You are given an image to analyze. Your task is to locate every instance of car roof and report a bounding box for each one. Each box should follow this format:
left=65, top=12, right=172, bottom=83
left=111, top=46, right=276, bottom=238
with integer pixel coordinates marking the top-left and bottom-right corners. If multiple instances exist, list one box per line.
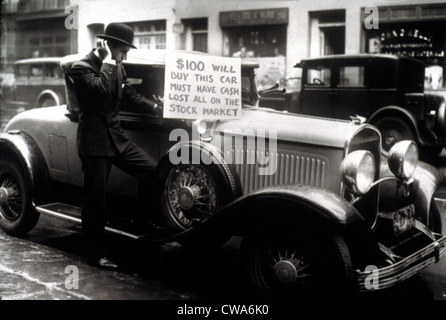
left=294, top=53, right=421, bottom=67
left=15, top=57, right=62, bottom=64
left=61, top=49, right=259, bottom=68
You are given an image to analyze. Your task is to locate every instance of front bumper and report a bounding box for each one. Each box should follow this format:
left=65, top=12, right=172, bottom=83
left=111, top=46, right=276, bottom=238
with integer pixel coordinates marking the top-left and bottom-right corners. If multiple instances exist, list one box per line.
left=355, top=224, right=446, bottom=292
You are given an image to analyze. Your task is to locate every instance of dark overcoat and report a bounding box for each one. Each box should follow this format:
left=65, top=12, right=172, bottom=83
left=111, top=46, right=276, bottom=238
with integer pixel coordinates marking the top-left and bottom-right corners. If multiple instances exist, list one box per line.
left=71, top=50, right=157, bottom=156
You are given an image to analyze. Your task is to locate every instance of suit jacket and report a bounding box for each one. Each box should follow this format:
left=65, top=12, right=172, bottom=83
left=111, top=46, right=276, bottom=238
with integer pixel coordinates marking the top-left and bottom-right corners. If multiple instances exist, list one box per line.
left=71, top=50, right=158, bottom=156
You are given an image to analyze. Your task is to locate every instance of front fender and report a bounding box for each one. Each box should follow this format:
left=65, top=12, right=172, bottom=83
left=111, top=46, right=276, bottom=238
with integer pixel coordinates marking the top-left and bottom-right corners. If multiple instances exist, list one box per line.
left=412, top=161, right=446, bottom=224
left=380, top=159, right=446, bottom=225
left=0, top=130, right=51, bottom=206
left=186, top=184, right=380, bottom=266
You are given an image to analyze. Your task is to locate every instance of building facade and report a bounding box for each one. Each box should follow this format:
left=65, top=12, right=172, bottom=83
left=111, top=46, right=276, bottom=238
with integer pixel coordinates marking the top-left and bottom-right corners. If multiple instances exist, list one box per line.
left=1, top=0, right=78, bottom=71
left=76, top=0, right=446, bottom=91
left=2, top=0, right=445, bottom=90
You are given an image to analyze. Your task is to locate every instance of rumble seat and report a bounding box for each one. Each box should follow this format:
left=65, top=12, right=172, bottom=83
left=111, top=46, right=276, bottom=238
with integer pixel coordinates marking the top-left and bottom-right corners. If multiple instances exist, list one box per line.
left=60, top=55, right=81, bottom=122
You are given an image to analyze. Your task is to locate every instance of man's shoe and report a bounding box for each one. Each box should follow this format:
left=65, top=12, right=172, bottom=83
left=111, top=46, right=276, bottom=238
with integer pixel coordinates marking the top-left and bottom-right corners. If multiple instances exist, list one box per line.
left=88, top=257, right=119, bottom=270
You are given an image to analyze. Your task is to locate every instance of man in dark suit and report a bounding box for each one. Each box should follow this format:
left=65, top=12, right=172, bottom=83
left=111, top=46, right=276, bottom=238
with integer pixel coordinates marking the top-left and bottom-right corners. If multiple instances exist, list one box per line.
left=71, top=23, right=162, bottom=269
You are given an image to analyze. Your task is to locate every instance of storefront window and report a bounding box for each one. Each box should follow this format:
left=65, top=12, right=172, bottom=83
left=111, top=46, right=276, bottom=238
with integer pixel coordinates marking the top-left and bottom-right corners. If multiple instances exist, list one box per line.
left=126, top=20, right=166, bottom=50
left=363, top=5, right=446, bottom=90
left=220, top=8, right=288, bottom=90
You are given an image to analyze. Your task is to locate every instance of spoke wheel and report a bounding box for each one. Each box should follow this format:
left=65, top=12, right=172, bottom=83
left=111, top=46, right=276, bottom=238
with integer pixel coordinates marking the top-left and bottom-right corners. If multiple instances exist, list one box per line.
left=241, top=231, right=353, bottom=299
left=0, top=160, right=38, bottom=234
left=0, top=172, right=23, bottom=221
left=164, top=164, right=219, bottom=230
left=159, top=143, right=241, bottom=248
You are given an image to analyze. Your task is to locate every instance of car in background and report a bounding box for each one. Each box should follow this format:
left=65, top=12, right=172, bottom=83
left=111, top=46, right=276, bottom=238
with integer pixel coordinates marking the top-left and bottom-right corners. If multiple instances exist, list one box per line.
left=1, top=57, right=65, bottom=110
left=282, top=54, right=446, bottom=157
left=0, top=50, right=445, bottom=298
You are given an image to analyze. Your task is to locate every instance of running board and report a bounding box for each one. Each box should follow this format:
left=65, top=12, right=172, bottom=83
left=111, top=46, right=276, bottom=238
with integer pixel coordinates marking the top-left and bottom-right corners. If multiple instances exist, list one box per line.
left=35, top=203, right=142, bottom=240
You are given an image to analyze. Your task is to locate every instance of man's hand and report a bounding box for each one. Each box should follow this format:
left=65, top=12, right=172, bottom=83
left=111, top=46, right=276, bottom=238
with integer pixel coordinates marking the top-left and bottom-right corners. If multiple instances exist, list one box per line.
left=97, top=40, right=115, bottom=65
left=96, top=39, right=111, bottom=59
left=152, top=95, right=164, bottom=116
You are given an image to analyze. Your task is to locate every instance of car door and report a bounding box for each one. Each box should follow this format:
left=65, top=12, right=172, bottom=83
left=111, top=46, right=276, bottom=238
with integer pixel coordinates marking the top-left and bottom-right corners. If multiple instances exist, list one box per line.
left=330, top=60, right=370, bottom=119
left=299, top=61, right=333, bottom=118
left=106, top=64, right=190, bottom=199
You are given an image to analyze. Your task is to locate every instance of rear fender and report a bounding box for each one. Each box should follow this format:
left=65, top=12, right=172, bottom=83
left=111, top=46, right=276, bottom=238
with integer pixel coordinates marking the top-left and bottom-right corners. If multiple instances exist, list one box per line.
left=368, top=106, right=426, bottom=145
left=0, top=131, right=51, bottom=206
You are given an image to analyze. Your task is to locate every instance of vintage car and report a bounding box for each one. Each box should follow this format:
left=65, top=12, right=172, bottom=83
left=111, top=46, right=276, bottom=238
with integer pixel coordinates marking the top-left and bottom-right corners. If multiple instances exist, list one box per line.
left=1, top=57, right=66, bottom=109
left=0, top=50, right=445, bottom=298
left=282, top=54, right=446, bottom=157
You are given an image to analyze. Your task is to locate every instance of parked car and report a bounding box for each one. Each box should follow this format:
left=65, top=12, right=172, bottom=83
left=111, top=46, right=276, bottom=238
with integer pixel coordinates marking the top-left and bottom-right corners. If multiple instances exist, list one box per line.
left=0, top=50, right=445, bottom=298
left=1, top=57, right=66, bottom=109
left=280, top=54, right=446, bottom=157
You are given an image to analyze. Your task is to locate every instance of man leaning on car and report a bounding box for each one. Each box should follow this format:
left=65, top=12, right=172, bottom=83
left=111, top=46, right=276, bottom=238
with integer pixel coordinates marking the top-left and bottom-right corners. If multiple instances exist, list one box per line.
left=70, top=23, right=162, bottom=269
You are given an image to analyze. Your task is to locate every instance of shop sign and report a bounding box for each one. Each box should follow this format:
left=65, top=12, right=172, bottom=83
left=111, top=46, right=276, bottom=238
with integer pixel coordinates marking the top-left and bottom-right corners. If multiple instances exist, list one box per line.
left=164, top=51, right=242, bottom=120
left=379, top=28, right=445, bottom=58
left=220, top=8, right=288, bottom=27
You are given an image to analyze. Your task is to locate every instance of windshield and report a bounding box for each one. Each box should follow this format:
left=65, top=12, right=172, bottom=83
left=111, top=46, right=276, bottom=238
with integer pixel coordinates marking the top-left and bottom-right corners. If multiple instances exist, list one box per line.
left=241, top=67, right=259, bottom=107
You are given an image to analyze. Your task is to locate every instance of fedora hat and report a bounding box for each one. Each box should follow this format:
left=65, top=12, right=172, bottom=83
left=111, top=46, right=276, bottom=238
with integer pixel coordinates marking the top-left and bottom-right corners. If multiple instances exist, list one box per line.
left=97, top=23, right=137, bottom=49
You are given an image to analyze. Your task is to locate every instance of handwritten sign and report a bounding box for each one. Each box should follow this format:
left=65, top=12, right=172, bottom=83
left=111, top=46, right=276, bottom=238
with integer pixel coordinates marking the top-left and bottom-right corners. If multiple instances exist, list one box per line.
left=164, top=51, right=242, bottom=120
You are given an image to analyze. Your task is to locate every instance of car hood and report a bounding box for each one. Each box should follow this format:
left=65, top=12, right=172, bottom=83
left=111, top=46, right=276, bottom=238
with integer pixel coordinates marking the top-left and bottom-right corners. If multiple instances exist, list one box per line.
left=214, top=107, right=372, bottom=149
left=5, top=106, right=370, bottom=150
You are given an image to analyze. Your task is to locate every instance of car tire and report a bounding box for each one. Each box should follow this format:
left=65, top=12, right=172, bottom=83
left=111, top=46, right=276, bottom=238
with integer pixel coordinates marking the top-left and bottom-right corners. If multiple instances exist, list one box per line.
left=159, top=143, right=242, bottom=247
left=0, top=159, right=39, bottom=235
left=374, top=117, right=415, bottom=154
left=240, top=230, right=354, bottom=299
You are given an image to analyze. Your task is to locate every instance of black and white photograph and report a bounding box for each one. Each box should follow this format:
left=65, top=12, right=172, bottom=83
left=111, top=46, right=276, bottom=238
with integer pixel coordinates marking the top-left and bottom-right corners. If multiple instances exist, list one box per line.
left=0, top=0, right=446, bottom=306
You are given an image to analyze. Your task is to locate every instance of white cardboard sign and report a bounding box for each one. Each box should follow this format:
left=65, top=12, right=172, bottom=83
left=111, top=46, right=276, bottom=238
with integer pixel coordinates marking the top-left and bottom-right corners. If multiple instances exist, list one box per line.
left=164, top=51, right=242, bottom=120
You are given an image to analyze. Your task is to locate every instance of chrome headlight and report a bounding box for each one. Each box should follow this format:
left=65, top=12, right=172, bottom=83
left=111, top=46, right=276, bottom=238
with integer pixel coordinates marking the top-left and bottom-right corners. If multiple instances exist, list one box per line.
left=341, top=150, right=376, bottom=195
left=388, top=140, right=418, bottom=179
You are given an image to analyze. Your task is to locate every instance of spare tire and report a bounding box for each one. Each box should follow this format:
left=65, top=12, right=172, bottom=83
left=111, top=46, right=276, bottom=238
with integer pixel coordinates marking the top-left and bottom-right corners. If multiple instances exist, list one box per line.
left=159, top=141, right=242, bottom=235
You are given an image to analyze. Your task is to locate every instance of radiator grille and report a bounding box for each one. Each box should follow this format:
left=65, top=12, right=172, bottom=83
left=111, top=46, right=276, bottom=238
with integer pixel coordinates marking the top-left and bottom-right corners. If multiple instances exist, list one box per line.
left=227, top=149, right=329, bottom=194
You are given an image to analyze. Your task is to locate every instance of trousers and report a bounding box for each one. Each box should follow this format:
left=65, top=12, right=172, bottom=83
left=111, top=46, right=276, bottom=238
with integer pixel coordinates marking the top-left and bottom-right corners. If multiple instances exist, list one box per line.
left=79, top=141, right=157, bottom=260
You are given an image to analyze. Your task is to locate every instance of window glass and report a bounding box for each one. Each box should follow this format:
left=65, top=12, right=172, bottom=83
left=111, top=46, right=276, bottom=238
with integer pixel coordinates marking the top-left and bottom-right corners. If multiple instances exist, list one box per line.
left=127, top=20, right=166, bottom=50
left=30, top=64, right=44, bottom=78
left=15, top=64, right=30, bottom=78
left=339, top=66, right=365, bottom=87
left=43, top=63, right=63, bottom=79
left=305, top=67, right=331, bottom=87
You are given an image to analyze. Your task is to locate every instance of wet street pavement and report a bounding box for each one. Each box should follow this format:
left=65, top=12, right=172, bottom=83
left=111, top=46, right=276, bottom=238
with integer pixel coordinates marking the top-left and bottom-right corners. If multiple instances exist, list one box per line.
left=0, top=200, right=445, bottom=300
left=0, top=215, right=201, bottom=300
